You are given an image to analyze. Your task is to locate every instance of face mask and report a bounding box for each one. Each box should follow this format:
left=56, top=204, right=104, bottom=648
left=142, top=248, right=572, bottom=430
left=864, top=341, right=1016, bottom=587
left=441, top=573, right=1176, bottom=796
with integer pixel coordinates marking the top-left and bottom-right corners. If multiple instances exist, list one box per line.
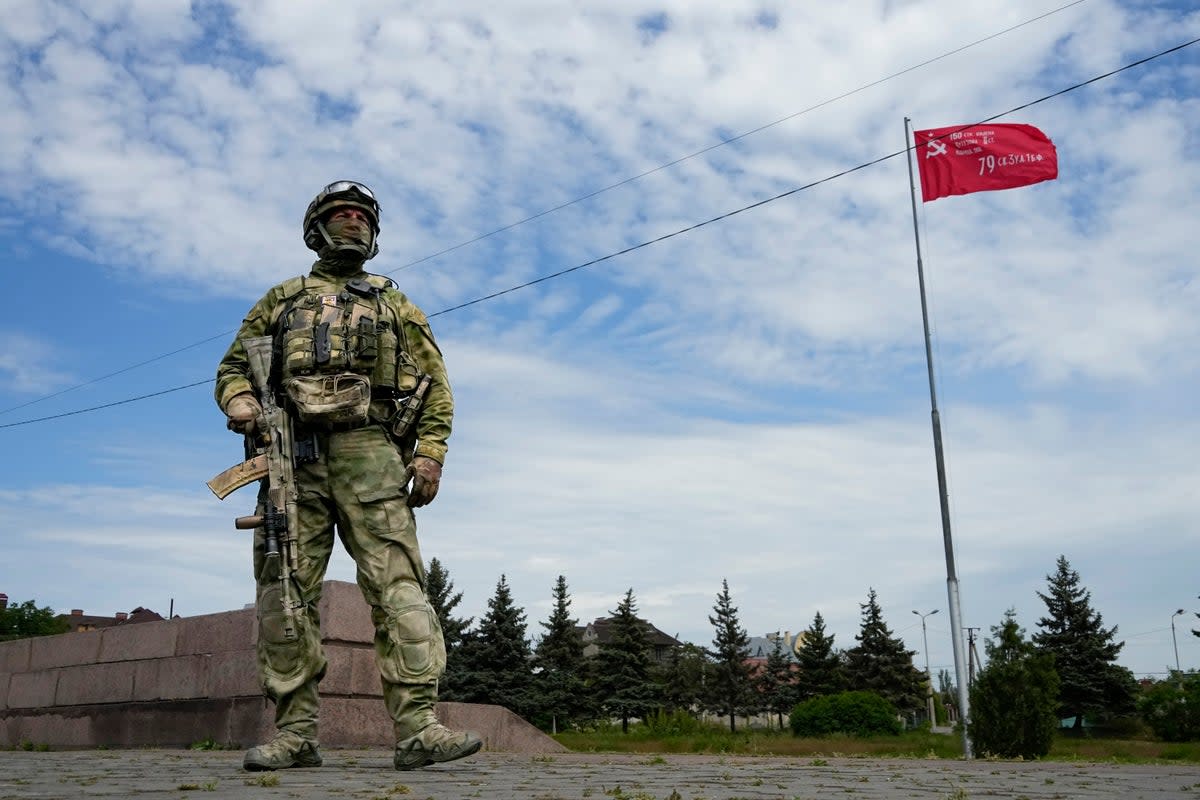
left=324, top=217, right=373, bottom=250
left=317, top=217, right=375, bottom=273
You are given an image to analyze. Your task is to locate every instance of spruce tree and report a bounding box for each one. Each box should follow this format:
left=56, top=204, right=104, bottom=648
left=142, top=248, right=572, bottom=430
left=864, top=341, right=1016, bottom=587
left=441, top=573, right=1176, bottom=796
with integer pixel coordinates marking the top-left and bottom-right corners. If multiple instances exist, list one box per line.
left=969, top=610, right=1059, bottom=758
left=426, top=557, right=474, bottom=701
left=658, top=642, right=710, bottom=716
left=594, top=588, right=658, bottom=733
left=753, top=633, right=798, bottom=730
left=532, top=575, right=590, bottom=732
left=794, top=610, right=846, bottom=700
left=707, top=579, right=753, bottom=732
left=843, top=588, right=925, bottom=714
left=452, top=574, right=535, bottom=718
left=425, top=557, right=472, bottom=650
left=1032, top=555, right=1138, bottom=728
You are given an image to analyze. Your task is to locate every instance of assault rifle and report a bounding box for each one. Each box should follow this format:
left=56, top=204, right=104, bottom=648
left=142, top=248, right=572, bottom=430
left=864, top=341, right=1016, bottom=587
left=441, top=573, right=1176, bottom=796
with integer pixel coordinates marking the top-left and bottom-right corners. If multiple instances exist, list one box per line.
left=206, top=335, right=302, bottom=641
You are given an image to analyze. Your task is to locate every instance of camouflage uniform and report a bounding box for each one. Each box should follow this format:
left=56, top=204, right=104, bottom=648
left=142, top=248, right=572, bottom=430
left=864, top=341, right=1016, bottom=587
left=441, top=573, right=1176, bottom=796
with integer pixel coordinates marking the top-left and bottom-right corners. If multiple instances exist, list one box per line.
left=216, top=184, right=479, bottom=772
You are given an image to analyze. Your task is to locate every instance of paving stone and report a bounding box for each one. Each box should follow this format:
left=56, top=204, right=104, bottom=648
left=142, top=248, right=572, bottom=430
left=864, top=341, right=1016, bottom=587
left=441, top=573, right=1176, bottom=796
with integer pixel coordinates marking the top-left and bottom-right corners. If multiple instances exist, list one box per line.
left=0, top=750, right=1196, bottom=800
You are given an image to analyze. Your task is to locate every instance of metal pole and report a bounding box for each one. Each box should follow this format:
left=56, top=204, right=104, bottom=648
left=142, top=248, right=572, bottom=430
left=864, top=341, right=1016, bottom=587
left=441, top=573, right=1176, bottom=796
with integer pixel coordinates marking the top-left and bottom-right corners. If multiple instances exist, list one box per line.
left=1172, top=609, right=1185, bottom=673
left=913, top=609, right=939, bottom=726
left=904, top=117, right=972, bottom=758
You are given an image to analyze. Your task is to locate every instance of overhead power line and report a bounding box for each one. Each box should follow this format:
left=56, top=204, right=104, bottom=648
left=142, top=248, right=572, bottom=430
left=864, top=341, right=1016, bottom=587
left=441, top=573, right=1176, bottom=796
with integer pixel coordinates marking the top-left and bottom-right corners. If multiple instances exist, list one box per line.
left=0, top=0, right=1091, bottom=418
left=382, top=0, right=1091, bottom=277
left=2, top=35, right=1196, bottom=431
left=0, top=379, right=216, bottom=428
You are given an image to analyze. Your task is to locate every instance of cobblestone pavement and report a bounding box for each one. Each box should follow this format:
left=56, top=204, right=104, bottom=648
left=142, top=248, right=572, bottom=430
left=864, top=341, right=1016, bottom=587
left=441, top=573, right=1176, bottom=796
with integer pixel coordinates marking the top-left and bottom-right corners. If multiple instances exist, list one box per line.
left=1, top=750, right=1199, bottom=800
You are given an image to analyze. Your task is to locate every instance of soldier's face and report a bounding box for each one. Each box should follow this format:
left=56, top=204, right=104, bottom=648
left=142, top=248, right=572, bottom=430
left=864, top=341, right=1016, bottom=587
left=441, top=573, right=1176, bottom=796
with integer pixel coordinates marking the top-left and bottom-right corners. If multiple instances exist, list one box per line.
left=328, top=207, right=370, bottom=228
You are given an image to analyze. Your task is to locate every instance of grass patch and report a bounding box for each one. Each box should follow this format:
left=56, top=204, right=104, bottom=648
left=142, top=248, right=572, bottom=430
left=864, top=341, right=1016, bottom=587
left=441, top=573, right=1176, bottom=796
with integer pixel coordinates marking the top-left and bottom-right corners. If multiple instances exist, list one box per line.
left=553, top=723, right=1200, bottom=763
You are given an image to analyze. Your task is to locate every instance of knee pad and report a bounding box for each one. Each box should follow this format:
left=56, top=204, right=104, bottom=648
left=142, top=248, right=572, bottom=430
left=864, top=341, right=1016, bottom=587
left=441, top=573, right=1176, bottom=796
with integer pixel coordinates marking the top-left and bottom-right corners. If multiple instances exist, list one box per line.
left=257, top=581, right=325, bottom=698
left=376, top=581, right=446, bottom=684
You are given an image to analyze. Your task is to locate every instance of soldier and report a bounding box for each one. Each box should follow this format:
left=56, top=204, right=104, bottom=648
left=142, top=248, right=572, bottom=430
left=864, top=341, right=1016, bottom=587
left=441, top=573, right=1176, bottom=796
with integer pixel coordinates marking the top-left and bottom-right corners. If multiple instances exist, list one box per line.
left=215, top=180, right=481, bottom=771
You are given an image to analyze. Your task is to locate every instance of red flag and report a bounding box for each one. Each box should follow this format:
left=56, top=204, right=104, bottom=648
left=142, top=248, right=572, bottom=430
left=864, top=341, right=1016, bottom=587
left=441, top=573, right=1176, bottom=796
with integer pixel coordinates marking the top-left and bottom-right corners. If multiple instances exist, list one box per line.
left=914, top=123, right=1057, bottom=202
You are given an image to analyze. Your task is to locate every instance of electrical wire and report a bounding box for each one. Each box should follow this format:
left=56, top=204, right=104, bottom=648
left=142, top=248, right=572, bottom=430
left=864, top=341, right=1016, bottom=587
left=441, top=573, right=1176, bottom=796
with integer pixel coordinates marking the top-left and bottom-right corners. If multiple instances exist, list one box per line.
left=0, top=0, right=1092, bottom=418
left=381, top=0, right=1092, bottom=277
left=1, top=35, right=1196, bottom=431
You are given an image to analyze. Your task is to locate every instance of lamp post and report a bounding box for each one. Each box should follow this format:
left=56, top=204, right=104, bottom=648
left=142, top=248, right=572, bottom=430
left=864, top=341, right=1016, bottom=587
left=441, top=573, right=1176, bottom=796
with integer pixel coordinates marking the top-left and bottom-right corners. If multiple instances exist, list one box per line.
left=913, top=609, right=939, bottom=726
left=1172, top=609, right=1185, bottom=673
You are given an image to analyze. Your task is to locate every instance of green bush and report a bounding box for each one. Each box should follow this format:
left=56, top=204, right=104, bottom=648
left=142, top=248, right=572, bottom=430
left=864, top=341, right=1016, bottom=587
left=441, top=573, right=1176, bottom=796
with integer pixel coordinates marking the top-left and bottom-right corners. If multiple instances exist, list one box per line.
left=968, top=652, right=1059, bottom=759
left=789, top=691, right=902, bottom=737
left=641, top=709, right=709, bottom=736
left=1138, top=672, right=1200, bottom=742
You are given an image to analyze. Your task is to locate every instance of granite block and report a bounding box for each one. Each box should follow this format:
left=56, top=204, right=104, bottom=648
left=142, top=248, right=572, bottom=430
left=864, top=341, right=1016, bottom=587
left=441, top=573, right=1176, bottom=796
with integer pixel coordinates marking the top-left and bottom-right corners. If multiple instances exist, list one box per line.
left=99, top=619, right=178, bottom=663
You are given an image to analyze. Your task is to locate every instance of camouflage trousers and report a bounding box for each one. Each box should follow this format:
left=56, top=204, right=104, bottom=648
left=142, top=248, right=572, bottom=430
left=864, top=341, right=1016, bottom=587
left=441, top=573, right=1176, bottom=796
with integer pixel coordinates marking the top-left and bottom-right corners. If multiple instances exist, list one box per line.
left=253, top=424, right=447, bottom=743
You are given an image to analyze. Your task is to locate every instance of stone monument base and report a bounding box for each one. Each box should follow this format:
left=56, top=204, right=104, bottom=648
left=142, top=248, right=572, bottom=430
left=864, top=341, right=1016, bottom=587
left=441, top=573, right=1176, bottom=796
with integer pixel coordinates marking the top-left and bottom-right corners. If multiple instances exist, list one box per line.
left=0, top=581, right=564, bottom=754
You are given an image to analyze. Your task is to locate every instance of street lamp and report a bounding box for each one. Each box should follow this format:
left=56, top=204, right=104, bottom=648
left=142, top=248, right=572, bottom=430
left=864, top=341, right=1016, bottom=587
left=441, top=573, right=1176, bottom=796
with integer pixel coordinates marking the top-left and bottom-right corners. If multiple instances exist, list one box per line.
left=913, top=609, right=939, bottom=725
left=1171, top=609, right=1185, bottom=673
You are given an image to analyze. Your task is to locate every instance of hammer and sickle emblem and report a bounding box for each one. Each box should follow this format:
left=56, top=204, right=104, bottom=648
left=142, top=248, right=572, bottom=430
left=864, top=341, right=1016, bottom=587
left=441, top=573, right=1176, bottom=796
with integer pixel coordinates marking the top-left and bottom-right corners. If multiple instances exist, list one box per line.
left=925, top=139, right=947, bottom=158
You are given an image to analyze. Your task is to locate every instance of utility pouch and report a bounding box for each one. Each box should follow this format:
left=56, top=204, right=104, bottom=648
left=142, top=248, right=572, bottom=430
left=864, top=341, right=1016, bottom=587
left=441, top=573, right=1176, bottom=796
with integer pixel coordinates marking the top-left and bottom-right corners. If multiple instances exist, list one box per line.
left=284, top=374, right=371, bottom=429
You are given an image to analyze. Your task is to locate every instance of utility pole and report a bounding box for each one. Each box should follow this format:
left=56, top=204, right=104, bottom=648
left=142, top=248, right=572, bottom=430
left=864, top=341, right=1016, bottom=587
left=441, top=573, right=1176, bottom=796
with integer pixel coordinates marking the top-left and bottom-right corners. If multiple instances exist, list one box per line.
left=913, top=609, right=939, bottom=726
left=1172, top=609, right=1186, bottom=673
left=965, top=627, right=980, bottom=685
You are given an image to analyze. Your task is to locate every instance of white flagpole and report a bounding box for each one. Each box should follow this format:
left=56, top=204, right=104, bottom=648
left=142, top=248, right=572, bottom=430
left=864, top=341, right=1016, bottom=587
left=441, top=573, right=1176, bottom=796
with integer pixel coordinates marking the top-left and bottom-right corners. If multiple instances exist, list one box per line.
left=903, top=117, right=973, bottom=759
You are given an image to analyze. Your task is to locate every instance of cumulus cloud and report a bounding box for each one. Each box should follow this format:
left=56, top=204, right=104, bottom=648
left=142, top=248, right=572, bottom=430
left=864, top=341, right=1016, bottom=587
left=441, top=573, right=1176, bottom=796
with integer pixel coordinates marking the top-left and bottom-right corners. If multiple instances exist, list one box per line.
left=1, top=0, right=1197, bottom=678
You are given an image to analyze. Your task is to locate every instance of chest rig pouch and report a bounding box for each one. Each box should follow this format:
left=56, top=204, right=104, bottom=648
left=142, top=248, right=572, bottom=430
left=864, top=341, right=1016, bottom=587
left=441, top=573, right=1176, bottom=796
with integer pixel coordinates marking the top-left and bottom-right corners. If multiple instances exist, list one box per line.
left=275, top=277, right=400, bottom=430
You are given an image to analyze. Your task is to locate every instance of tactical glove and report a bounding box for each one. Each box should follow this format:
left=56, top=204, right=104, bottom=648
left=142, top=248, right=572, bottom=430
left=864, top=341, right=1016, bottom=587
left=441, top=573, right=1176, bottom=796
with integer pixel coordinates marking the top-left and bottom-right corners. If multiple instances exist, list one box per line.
left=225, top=392, right=263, bottom=435
left=407, top=456, right=442, bottom=508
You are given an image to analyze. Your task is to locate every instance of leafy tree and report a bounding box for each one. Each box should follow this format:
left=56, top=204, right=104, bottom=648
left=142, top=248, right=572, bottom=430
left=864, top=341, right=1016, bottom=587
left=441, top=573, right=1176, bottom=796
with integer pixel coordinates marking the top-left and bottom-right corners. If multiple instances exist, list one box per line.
left=707, top=579, right=753, bottom=732
left=658, top=642, right=710, bottom=716
left=753, top=633, right=798, bottom=730
left=843, top=588, right=925, bottom=714
left=1032, top=555, right=1138, bottom=728
left=593, top=588, right=659, bottom=733
left=936, top=669, right=957, bottom=725
left=449, top=574, right=535, bottom=718
left=1138, top=671, right=1200, bottom=742
left=0, top=598, right=69, bottom=641
left=531, top=575, right=590, bottom=732
left=794, top=611, right=846, bottom=701
left=969, top=609, right=1060, bottom=759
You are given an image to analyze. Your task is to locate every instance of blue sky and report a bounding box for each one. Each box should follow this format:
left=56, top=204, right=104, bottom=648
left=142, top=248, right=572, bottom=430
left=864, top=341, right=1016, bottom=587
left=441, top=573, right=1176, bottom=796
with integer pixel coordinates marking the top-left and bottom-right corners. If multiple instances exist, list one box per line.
left=1, top=0, right=1198, bottom=683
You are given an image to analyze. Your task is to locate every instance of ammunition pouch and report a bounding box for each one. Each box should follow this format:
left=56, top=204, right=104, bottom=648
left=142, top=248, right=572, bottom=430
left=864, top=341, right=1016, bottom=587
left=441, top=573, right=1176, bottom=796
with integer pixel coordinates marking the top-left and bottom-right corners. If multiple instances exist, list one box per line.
left=284, top=373, right=371, bottom=430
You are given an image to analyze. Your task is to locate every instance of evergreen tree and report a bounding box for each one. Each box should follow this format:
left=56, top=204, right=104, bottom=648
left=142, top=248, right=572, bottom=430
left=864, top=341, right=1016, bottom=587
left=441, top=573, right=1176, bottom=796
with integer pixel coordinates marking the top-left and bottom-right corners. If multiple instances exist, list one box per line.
left=843, top=588, right=925, bottom=714
left=707, top=579, right=753, bottom=732
left=1032, top=555, right=1138, bottom=728
left=594, top=588, right=658, bottom=733
left=0, top=598, right=69, bottom=641
left=658, top=641, right=710, bottom=716
left=969, top=610, right=1059, bottom=759
left=426, top=557, right=472, bottom=650
left=532, top=575, right=590, bottom=732
left=794, top=611, right=846, bottom=700
left=425, top=557, right=473, bottom=699
left=451, top=574, right=535, bottom=718
left=753, top=633, right=798, bottom=730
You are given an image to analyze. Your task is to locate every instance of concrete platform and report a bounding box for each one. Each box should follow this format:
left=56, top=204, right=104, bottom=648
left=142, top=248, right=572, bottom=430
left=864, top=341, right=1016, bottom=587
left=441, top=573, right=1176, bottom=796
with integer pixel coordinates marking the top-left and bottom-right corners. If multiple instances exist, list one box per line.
left=0, top=750, right=1197, bottom=799
left=0, top=580, right=562, bottom=754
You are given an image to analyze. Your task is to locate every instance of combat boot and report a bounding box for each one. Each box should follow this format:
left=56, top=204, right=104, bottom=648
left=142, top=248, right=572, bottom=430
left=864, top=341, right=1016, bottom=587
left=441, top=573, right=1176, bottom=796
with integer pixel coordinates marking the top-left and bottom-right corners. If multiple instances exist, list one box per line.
left=243, top=730, right=323, bottom=771
left=393, top=722, right=482, bottom=771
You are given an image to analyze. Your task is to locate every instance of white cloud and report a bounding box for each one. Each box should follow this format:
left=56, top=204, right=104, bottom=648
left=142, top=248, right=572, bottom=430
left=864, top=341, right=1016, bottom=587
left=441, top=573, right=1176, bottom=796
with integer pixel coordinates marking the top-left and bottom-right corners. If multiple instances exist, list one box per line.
left=1, top=0, right=1197, bottom=682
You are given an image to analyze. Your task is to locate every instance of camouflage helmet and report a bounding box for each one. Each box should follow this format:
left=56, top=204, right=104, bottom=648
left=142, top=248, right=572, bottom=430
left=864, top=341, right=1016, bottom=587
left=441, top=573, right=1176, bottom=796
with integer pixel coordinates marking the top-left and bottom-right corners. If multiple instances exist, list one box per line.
left=303, top=180, right=381, bottom=260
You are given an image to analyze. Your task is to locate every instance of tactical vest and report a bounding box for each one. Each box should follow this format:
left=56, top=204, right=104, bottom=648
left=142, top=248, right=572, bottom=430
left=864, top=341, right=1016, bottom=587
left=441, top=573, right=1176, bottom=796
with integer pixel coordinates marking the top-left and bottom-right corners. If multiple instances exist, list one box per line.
left=268, top=274, right=423, bottom=427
